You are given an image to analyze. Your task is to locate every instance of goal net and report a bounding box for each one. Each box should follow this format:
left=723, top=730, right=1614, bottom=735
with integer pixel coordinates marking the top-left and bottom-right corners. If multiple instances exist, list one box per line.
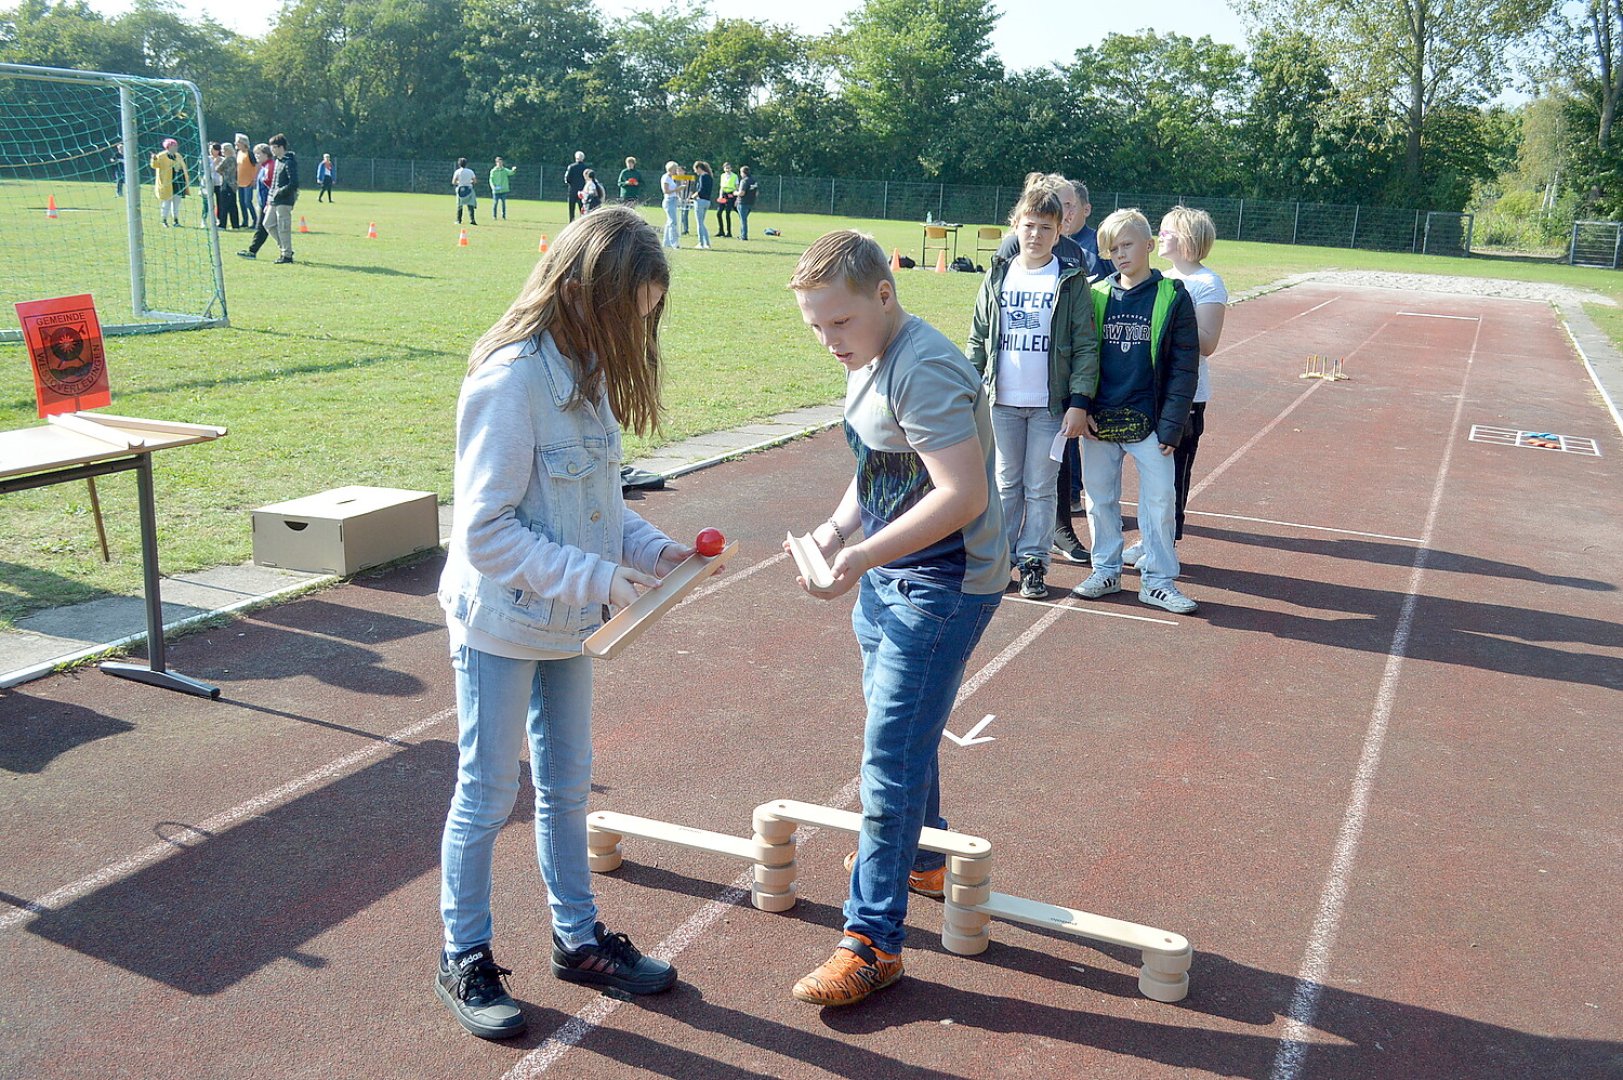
left=0, top=62, right=228, bottom=342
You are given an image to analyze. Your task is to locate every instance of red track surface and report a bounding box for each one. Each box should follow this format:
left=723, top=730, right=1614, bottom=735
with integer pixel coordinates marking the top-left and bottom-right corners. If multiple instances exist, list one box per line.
left=2, top=285, right=1619, bottom=1079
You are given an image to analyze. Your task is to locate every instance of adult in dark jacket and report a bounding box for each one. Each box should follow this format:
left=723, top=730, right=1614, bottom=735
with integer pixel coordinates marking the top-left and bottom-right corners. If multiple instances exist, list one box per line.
left=564, top=151, right=588, bottom=221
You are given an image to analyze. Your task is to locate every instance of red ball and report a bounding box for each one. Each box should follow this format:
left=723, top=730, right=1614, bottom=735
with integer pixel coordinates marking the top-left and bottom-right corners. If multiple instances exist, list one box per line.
left=695, top=528, right=725, bottom=557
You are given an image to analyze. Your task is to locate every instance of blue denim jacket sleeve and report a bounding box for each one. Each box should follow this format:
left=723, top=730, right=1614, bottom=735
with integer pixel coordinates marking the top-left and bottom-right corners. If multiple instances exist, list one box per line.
left=453, top=360, right=619, bottom=607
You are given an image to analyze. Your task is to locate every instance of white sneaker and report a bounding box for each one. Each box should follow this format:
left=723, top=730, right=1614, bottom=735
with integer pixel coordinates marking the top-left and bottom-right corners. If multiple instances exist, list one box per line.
left=1123, top=543, right=1144, bottom=569
left=1138, top=584, right=1196, bottom=614
left=1072, top=571, right=1121, bottom=599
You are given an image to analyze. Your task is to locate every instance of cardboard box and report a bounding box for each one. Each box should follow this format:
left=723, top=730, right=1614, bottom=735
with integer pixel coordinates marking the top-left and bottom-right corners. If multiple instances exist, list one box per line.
left=252, top=486, right=439, bottom=575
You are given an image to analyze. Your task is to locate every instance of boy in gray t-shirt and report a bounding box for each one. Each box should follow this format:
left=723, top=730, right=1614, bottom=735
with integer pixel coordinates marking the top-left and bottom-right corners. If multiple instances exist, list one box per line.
left=785, top=230, right=1006, bottom=1008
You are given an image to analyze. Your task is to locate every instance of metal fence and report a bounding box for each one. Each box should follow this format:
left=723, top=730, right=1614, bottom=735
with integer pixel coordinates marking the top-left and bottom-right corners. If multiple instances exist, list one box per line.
left=327, top=158, right=1476, bottom=257
left=1569, top=220, right=1623, bottom=268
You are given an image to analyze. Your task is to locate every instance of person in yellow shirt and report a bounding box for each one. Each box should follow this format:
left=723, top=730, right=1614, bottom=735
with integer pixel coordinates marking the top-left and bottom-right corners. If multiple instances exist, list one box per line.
left=150, top=138, right=189, bottom=227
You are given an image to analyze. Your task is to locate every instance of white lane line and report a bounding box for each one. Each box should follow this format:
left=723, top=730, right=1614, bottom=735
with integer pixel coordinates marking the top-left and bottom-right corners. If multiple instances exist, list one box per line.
left=1210, top=297, right=1339, bottom=359
left=0, top=707, right=456, bottom=933
left=510, top=592, right=1067, bottom=1076
left=1396, top=311, right=1479, bottom=321
left=1190, top=314, right=1398, bottom=504
left=677, top=550, right=789, bottom=608
left=1001, top=594, right=1179, bottom=625
left=1268, top=315, right=1481, bottom=1079
left=1181, top=510, right=1422, bottom=545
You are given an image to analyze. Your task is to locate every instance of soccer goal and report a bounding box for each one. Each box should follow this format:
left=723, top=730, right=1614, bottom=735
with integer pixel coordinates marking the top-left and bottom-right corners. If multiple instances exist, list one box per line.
left=0, top=62, right=228, bottom=342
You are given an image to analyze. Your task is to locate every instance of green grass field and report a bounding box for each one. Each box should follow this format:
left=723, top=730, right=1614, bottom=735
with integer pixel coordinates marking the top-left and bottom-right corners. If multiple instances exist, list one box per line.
left=4, top=185, right=1621, bottom=627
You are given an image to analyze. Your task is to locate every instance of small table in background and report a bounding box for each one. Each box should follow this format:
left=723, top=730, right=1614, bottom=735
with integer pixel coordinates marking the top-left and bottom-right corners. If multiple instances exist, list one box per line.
left=0, top=412, right=227, bottom=698
left=921, top=221, right=962, bottom=264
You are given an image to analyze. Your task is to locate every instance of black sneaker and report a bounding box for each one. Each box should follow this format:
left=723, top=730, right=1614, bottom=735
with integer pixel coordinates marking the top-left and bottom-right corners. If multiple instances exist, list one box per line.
left=552, top=922, right=676, bottom=996
left=1051, top=526, right=1089, bottom=564
left=435, top=945, right=526, bottom=1040
left=236, top=250, right=255, bottom=259
left=1018, top=558, right=1048, bottom=599
left=273, top=255, right=294, bottom=264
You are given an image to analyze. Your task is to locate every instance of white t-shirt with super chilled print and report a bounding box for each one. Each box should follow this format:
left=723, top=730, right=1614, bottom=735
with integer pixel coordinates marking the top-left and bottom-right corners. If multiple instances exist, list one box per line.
left=1165, top=264, right=1228, bottom=403
left=995, top=256, right=1059, bottom=408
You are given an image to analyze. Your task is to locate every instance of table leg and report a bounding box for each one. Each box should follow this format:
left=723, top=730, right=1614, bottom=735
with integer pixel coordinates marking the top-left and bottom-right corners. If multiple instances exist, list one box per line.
left=100, top=454, right=220, bottom=699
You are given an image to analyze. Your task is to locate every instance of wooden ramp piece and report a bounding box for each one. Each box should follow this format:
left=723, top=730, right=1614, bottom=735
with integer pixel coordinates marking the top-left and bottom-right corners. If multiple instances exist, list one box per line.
left=785, top=531, right=834, bottom=590
left=582, top=540, right=738, bottom=660
left=587, top=810, right=790, bottom=866
left=976, top=891, right=1192, bottom=1002
left=757, top=799, right=991, bottom=860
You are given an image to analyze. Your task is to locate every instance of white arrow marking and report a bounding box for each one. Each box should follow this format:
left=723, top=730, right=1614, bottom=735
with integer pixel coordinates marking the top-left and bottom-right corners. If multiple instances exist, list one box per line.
left=943, top=713, right=996, bottom=747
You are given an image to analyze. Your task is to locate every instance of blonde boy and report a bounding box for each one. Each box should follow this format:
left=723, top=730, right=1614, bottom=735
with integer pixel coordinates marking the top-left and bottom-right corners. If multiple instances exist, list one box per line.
left=785, top=231, right=1005, bottom=1007
left=1074, top=209, right=1200, bottom=614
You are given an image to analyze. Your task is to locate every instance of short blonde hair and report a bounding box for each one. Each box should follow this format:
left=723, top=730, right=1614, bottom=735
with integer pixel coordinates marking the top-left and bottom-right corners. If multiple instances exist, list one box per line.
left=1097, top=208, right=1151, bottom=253
left=1159, top=206, right=1216, bottom=262
left=788, top=230, right=895, bottom=294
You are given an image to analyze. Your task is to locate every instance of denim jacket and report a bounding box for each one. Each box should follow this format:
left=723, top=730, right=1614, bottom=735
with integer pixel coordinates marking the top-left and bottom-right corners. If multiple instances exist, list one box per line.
left=438, top=331, right=676, bottom=651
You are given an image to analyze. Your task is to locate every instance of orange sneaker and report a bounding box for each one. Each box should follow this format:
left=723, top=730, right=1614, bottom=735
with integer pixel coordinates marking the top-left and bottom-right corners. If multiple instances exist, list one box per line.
left=792, top=932, right=903, bottom=1006
left=842, top=851, right=946, bottom=899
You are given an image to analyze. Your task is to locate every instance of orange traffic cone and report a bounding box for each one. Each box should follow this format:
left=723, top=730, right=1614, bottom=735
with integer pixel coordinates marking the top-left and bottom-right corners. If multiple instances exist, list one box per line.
left=298, top=215, right=310, bottom=233
left=365, top=221, right=378, bottom=239
left=45, top=194, right=59, bottom=219
left=890, top=248, right=901, bottom=271
left=934, top=249, right=947, bottom=273
left=458, top=228, right=469, bottom=247
left=538, top=233, right=550, bottom=253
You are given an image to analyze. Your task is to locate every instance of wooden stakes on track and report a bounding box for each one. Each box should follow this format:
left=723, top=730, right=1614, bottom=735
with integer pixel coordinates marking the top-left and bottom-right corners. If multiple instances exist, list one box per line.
left=1300, top=354, right=1347, bottom=381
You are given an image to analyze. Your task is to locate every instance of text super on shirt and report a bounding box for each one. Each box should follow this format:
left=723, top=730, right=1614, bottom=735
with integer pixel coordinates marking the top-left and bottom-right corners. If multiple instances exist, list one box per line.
left=843, top=315, right=1008, bottom=596
left=995, top=256, right=1059, bottom=408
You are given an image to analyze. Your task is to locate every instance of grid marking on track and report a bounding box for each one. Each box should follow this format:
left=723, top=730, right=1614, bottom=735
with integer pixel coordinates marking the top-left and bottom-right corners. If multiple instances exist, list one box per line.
left=1468, top=425, right=1602, bottom=456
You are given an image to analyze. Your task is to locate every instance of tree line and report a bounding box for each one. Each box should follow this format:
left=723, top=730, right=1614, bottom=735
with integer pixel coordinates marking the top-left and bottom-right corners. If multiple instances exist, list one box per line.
left=1, top=0, right=1614, bottom=219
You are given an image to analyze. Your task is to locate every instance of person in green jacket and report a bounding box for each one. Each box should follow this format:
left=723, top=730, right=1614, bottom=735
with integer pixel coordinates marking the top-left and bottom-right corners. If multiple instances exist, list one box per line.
left=966, top=180, right=1099, bottom=599
left=488, top=157, right=516, bottom=219
left=617, top=156, right=643, bottom=205
left=1072, top=208, right=1201, bottom=614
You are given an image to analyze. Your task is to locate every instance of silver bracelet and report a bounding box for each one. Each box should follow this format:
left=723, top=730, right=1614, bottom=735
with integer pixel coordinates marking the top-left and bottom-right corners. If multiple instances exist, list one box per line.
left=827, top=518, right=848, bottom=548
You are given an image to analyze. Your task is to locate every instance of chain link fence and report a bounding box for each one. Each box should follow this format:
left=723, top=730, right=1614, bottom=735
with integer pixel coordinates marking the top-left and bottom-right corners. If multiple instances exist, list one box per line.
left=327, top=158, right=1476, bottom=257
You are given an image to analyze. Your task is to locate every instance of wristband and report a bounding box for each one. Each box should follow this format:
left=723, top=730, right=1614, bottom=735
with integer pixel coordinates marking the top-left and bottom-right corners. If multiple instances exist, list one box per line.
left=827, top=518, right=848, bottom=548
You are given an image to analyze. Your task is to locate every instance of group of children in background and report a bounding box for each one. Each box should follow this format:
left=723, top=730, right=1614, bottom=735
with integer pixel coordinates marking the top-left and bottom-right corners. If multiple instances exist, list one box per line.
left=430, top=171, right=1231, bottom=1037
left=973, top=171, right=1228, bottom=615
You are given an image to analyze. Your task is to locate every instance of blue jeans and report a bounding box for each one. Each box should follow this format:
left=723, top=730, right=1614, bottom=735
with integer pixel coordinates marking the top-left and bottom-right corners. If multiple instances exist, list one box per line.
left=990, top=404, right=1062, bottom=566
left=845, top=573, right=1001, bottom=954
left=693, top=198, right=710, bottom=246
left=737, top=203, right=751, bottom=239
left=440, top=645, right=598, bottom=953
left=662, top=195, right=680, bottom=248
left=492, top=191, right=508, bottom=218
left=1082, top=433, right=1180, bottom=589
left=237, top=186, right=254, bottom=226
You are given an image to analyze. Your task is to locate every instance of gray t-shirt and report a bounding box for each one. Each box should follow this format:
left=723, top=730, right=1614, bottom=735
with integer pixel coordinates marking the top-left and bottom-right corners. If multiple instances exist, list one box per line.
left=842, top=314, right=1008, bottom=595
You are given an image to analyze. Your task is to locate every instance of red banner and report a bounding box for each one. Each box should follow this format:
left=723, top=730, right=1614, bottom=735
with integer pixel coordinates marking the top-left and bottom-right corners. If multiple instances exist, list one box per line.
left=15, top=294, right=110, bottom=417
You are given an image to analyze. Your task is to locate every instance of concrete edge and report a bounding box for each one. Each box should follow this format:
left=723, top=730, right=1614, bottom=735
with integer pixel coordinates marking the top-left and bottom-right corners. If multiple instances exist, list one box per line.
left=1553, top=300, right=1623, bottom=438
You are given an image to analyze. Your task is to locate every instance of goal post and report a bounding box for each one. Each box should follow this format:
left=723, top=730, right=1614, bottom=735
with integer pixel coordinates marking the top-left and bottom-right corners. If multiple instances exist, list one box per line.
left=0, top=62, right=229, bottom=342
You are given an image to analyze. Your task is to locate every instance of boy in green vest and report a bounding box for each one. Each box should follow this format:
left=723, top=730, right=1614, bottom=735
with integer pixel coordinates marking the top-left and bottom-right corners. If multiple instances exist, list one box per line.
left=1072, top=209, right=1201, bottom=614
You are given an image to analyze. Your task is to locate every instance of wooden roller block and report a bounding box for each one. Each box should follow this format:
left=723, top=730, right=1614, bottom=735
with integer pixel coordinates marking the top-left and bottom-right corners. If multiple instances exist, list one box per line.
left=944, top=907, right=992, bottom=934
left=1138, top=967, right=1189, bottom=1003
left=949, top=855, right=992, bottom=884
left=587, top=848, right=623, bottom=873
left=582, top=541, right=739, bottom=660
left=753, top=860, right=797, bottom=891
left=1142, top=945, right=1194, bottom=976
left=948, top=880, right=991, bottom=907
left=751, top=810, right=797, bottom=844
left=751, top=884, right=796, bottom=913
left=942, top=926, right=990, bottom=956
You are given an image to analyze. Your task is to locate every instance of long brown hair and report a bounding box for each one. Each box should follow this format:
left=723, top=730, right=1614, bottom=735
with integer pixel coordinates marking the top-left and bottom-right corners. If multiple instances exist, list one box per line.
left=468, top=206, right=669, bottom=435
